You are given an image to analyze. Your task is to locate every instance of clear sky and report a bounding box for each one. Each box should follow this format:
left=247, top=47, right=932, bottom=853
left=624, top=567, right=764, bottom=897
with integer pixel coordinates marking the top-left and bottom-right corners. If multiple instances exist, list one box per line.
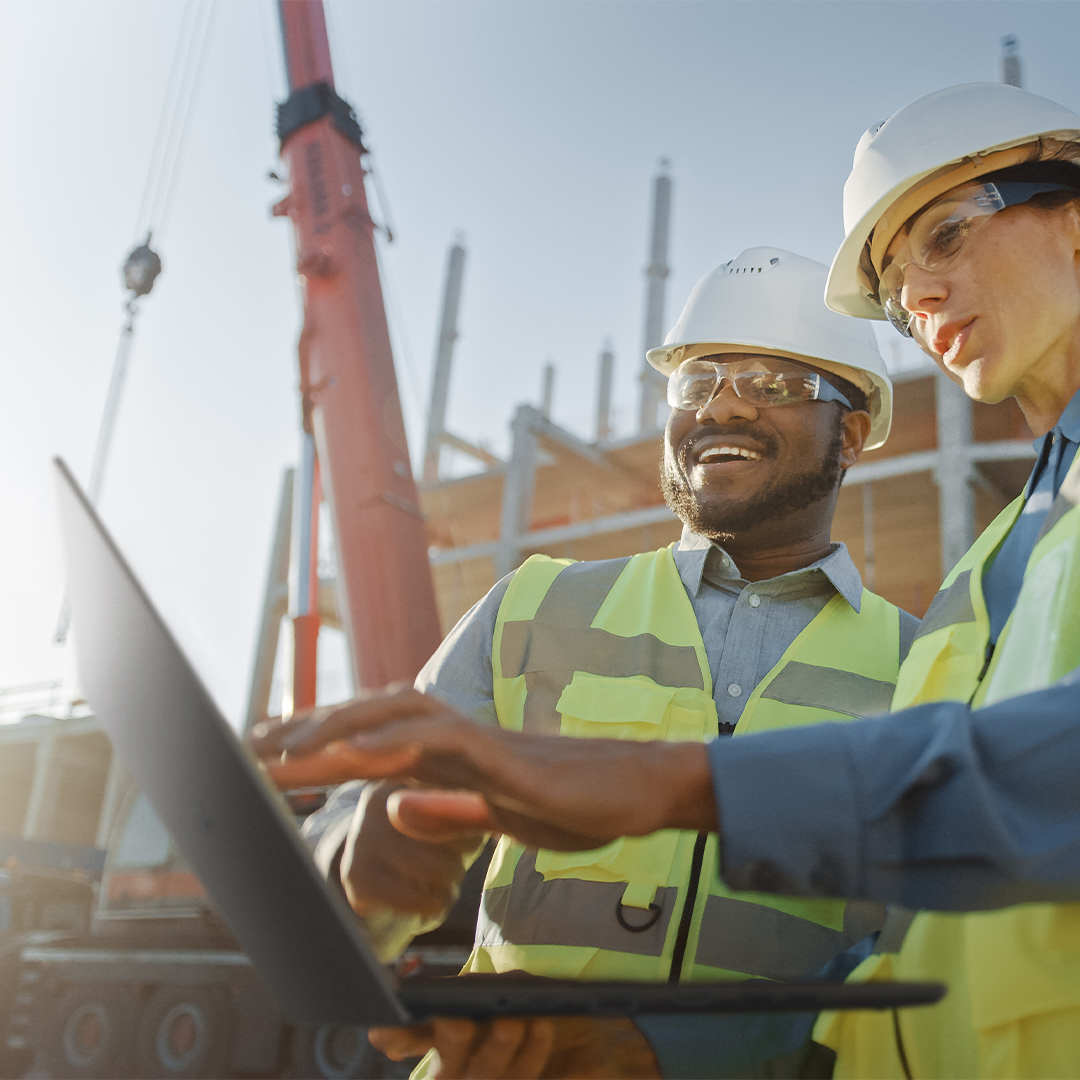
left=2, top=1, right=1077, bottom=725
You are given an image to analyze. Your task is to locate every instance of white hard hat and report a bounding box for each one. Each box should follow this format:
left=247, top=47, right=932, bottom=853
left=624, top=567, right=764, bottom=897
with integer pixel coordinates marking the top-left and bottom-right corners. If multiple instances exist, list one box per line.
left=648, top=247, right=893, bottom=448
left=827, top=83, right=1080, bottom=320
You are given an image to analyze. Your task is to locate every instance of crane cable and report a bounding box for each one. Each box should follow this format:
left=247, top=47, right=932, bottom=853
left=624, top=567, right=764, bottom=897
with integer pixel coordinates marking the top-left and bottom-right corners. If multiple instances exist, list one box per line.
left=54, top=0, right=216, bottom=646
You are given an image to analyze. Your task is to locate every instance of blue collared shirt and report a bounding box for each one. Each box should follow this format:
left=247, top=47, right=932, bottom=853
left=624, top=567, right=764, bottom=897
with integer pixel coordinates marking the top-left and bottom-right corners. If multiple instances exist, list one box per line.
left=982, top=386, right=1080, bottom=642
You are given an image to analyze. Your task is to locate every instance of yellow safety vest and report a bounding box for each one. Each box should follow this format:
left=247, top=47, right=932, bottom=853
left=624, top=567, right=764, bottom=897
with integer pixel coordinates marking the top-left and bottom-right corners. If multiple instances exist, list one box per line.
left=462, top=547, right=905, bottom=983
left=819, top=457, right=1080, bottom=1079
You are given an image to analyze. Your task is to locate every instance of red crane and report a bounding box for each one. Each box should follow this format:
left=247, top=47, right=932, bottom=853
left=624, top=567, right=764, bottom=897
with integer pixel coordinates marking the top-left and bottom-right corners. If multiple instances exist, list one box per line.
left=272, top=0, right=441, bottom=704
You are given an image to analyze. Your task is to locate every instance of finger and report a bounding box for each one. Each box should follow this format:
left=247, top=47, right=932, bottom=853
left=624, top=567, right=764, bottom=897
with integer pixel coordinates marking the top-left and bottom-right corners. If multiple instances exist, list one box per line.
left=507, top=1019, right=554, bottom=1080
left=461, top=1019, right=528, bottom=1080
left=249, top=708, right=333, bottom=757
left=280, top=688, right=446, bottom=755
left=267, top=742, right=423, bottom=789
left=388, top=790, right=496, bottom=841
left=430, top=1018, right=481, bottom=1079
left=368, top=1024, right=436, bottom=1060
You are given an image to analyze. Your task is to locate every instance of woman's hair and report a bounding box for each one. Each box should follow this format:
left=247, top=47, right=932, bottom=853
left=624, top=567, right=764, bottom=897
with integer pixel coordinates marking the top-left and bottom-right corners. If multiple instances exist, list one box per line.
left=1000, top=139, right=1080, bottom=212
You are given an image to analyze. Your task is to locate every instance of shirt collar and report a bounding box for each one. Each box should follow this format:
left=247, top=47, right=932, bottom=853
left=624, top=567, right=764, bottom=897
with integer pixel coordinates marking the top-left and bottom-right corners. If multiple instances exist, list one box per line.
left=673, top=525, right=864, bottom=612
left=1055, top=384, right=1080, bottom=445
left=1026, top=384, right=1080, bottom=497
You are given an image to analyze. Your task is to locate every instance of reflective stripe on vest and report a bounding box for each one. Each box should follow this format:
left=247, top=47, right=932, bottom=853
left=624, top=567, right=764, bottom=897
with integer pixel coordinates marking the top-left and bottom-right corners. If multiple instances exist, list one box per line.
left=469, top=547, right=901, bottom=983
left=892, top=495, right=1024, bottom=711
left=821, top=460, right=1080, bottom=1078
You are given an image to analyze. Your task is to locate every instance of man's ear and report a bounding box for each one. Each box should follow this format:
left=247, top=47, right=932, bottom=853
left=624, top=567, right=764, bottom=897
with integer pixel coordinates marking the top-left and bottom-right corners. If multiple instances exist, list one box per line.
left=839, top=409, right=872, bottom=472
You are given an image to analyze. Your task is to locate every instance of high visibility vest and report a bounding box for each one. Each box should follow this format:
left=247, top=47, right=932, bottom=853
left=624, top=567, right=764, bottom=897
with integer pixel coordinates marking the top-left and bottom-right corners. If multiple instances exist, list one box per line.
left=818, top=457, right=1080, bottom=1079
left=462, top=547, right=906, bottom=983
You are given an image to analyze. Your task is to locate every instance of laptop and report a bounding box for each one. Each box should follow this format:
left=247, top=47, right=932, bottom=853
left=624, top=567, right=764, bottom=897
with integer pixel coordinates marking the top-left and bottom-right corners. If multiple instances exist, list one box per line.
left=55, top=458, right=944, bottom=1024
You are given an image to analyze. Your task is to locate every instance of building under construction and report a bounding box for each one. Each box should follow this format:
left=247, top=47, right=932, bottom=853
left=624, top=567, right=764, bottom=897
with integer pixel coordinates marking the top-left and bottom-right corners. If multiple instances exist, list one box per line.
left=408, top=167, right=1036, bottom=641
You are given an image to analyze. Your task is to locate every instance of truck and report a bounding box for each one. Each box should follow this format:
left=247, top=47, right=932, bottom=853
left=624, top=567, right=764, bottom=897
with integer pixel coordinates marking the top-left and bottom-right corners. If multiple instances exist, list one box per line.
left=0, top=711, right=487, bottom=1078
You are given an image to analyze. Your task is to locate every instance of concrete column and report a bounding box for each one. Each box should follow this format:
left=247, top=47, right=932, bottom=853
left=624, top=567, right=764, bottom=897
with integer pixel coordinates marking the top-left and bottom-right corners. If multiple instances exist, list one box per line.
left=423, top=242, right=467, bottom=482
left=638, top=168, right=672, bottom=432
left=935, top=371, right=975, bottom=577
left=495, top=406, right=539, bottom=578
left=596, top=343, right=614, bottom=443
left=541, top=363, right=555, bottom=420
left=1001, top=35, right=1022, bottom=88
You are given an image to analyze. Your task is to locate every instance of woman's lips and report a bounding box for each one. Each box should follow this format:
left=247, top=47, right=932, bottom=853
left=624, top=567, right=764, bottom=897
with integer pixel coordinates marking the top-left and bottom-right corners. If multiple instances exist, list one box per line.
left=937, top=319, right=975, bottom=366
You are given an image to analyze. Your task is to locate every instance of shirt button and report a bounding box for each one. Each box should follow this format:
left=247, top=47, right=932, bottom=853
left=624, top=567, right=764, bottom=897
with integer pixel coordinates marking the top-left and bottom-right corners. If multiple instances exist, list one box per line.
left=727, top=683, right=742, bottom=697
left=749, top=594, right=761, bottom=608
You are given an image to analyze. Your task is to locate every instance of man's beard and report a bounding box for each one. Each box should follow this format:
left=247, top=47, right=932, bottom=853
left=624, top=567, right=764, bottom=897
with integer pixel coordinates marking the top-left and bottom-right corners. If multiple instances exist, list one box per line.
left=660, top=420, right=845, bottom=541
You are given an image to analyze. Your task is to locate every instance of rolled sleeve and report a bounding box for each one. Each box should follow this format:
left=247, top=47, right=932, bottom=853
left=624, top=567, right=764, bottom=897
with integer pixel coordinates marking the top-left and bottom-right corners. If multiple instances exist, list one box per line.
left=711, top=674, right=1080, bottom=911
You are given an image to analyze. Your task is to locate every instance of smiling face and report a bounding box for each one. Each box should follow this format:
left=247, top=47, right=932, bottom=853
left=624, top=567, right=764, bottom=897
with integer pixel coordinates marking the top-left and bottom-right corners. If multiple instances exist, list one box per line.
left=886, top=199, right=1080, bottom=430
left=661, top=355, right=870, bottom=553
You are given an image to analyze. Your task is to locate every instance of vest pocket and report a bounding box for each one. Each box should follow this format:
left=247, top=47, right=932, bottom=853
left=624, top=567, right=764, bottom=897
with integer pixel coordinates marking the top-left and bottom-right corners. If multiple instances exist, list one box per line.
left=533, top=673, right=712, bottom=886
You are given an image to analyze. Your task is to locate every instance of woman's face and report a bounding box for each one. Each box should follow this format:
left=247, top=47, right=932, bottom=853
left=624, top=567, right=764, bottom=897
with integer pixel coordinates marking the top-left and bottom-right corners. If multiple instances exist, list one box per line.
left=885, top=197, right=1080, bottom=412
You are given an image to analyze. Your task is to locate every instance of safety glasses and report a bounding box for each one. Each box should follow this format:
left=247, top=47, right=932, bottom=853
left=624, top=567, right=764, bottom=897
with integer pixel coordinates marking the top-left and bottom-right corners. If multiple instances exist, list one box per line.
left=873, top=180, right=1076, bottom=338
left=667, top=356, right=853, bottom=412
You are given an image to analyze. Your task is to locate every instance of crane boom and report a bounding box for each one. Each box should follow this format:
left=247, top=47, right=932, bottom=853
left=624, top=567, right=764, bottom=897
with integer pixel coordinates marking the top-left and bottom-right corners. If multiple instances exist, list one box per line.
left=273, top=0, right=441, bottom=690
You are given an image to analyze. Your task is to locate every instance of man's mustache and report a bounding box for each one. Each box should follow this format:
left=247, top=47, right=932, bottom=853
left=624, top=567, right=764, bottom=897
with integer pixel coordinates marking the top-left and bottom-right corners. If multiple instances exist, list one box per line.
left=676, top=426, right=779, bottom=473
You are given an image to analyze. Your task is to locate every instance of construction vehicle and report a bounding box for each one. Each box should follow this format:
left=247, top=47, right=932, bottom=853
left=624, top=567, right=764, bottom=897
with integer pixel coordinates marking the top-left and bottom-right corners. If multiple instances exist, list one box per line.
left=0, top=710, right=486, bottom=1078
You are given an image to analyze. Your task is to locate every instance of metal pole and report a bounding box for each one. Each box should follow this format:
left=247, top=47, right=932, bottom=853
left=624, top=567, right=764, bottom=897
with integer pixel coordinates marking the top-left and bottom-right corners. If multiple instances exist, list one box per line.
left=289, top=432, right=320, bottom=715
left=1001, top=35, right=1022, bottom=88
left=596, top=341, right=614, bottom=444
left=54, top=302, right=140, bottom=644
left=423, top=241, right=466, bottom=482
left=244, top=469, right=295, bottom=732
left=541, top=362, right=555, bottom=420
left=935, top=372, right=975, bottom=577
left=495, top=406, right=539, bottom=578
left=638, top=166, right=672, bottom=432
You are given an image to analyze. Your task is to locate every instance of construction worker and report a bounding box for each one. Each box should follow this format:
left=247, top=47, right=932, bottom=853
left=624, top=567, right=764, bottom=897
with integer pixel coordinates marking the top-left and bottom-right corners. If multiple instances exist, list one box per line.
left=813, top=80, right=1080, bottom=1080
left=264, top=247, right=915, bottom=1077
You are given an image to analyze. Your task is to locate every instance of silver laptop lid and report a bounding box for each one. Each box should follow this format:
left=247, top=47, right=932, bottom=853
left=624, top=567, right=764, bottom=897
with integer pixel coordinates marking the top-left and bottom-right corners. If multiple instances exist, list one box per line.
left=55, top=458, right=408, bottom=1026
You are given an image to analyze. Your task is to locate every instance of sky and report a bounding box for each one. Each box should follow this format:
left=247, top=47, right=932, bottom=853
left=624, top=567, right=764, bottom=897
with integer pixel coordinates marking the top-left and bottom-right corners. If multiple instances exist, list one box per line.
left=2, top=0, right=1078, bottom=726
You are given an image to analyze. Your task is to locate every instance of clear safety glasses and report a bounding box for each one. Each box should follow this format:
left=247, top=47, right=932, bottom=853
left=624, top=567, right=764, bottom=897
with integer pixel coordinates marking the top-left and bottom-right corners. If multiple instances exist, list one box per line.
left=873, top=180, right=1075, bottom=338
left=667, top=356, right=853, bottom=412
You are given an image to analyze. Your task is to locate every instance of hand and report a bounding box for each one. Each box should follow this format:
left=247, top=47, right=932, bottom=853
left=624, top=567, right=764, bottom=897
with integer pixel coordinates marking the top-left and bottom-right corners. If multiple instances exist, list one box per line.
left=264, top=687, right=717, bottom=850
left=337, top=780, right=483, bottom=920
left=369, top=1015, right=661, bottom=1079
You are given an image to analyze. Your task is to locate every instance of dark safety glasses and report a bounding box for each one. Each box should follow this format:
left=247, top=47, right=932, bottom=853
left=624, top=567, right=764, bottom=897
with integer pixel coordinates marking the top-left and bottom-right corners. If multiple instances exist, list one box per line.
left=667, top=356, right=853, bottom=412
left=872, top=180, right=1076, bottom=338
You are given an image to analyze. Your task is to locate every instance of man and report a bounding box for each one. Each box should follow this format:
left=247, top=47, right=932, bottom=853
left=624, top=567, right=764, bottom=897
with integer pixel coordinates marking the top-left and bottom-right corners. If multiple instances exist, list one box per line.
left=274, top=85, right=1080, bottom=1079
left=265, top=247, right=916, bottom=1077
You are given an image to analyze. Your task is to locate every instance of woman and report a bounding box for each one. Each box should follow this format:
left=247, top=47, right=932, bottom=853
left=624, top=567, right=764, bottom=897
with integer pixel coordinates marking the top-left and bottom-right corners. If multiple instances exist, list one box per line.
left=816, top=81, right=1080, bottom=1080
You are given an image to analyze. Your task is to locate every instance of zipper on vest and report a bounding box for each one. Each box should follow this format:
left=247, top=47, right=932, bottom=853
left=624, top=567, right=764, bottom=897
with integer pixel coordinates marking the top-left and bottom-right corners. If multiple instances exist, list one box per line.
left=668, top=832, right=708, bottom=983
left=970, top=641, right=995, bottom=703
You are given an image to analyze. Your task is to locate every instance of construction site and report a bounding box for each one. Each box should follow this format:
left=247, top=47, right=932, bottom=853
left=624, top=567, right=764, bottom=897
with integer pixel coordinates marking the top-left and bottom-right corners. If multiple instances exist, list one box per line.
left=0, top=3, right=1065, bottom=1079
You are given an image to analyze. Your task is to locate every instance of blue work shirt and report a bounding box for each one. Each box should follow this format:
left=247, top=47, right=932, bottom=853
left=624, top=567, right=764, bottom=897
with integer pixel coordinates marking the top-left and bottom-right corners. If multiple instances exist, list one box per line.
left=982, top=386, right=1080, bottom=642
